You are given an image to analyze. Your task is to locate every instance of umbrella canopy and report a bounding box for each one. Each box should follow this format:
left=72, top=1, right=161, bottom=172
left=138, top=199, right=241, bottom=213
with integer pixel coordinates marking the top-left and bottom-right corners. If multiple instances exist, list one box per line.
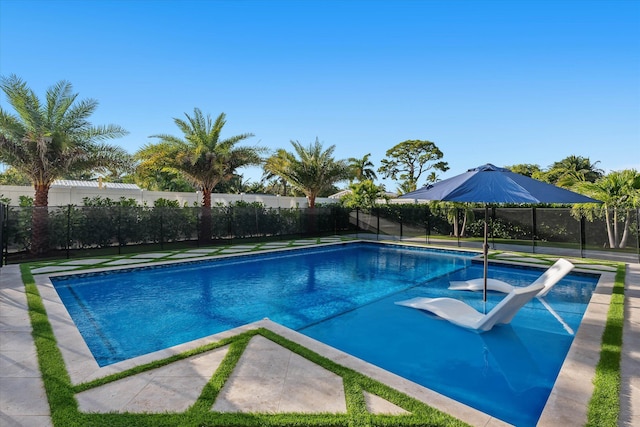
left=401, top=163, right=600, bottom=204
left=400, top=163, right=600, bottom=301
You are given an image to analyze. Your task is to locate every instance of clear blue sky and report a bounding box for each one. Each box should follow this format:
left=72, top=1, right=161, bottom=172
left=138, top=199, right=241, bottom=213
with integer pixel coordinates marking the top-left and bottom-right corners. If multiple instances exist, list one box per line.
left=1, top=0, right=639, bottom=190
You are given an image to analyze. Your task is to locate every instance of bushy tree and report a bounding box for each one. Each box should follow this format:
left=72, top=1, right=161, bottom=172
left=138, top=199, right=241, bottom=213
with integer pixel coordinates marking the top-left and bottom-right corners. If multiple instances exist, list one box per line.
left=340, top=180, right=387, bottom=209
left=378, top=140, right=449, bottom=193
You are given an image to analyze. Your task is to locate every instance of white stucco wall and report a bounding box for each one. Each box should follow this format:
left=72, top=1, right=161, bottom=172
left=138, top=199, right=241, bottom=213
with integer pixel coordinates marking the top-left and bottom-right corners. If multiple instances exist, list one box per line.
left=0, top=185, right=336, bottom=208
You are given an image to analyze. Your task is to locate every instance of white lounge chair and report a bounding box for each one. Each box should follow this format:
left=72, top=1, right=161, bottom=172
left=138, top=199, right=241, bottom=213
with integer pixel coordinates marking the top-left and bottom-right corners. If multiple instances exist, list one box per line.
left=394, top=282, right=544, bottom=332
left=448, top=258, right=574, bottom=298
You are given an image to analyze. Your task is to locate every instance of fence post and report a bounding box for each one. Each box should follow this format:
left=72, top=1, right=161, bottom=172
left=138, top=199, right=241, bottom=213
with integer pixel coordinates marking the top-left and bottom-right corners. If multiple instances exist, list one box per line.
left=455, top=207, right=460, bottom=247
left=425, top=205, right=430, bottom=245
left=491, top=207, right=496, bottom=249
left=228, top=206, right=234, bottom=244
left=117, top=206, right=122, bottom=255
left=376, top=207, right=380, bottom=241
left=356, top=208, right=359, bottom=239
left=580, top=214, right=586, bottom=258
left=66, top=205, right=71, bottom=259
left=160, top=208, right=164, bottom=250
left=531, top=207, right=537, bottom=254
left=0, top=204, right=5, bottom=267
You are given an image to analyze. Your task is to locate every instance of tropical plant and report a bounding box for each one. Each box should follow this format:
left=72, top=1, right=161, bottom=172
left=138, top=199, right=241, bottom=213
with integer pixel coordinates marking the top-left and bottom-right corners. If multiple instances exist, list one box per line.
left=0, top=165, right=30, bottom=185
left=505, top=163, right=542, bottom=178
left=0, top=75, right=129, bottom=254
left=424, top=171, right=441, bottom=184
left=575, top=169, right=640, bottom=248
left=378, top=139, right=449, bottom=193
left=340, top=180, right=386, bottom=209
left=348, top=153, right=377, bottom=182
left=263, top=138, right=350, bottom=208
left=543, top=155, right=604, bottom=187
left=136, top=109, right=263, bottom=241
left=429, top=202, right=475, bottom=238
left=262, top=148, right=292, bottom=195
left=133, top=168, right=195, bottom=192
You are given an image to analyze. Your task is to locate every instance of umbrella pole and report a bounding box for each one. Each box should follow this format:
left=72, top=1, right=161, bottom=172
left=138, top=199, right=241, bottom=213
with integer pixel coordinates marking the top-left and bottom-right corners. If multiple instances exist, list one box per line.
left=483, top=206, right=489, bottom=302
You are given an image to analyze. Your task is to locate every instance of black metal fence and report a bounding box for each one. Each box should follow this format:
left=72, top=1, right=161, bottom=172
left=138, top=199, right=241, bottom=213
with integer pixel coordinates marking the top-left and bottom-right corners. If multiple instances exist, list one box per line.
left=1, top=203, right=638, bottom=264
left=351, top=205, right=640, bottom=263
left=0, top=204, right=354, bottom=264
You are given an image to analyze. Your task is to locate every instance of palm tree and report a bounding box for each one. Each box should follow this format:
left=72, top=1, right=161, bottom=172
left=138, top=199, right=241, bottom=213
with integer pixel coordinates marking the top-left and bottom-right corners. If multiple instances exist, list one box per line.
left=576, top=169, right=640, bottom=248
left=262, top=148, right=292, bottom=196
left=545, top=155, right=604, bottom=187
left=0, top=75, right=129, bottom=254
left=348, top=153, right=377, bottom=182
left=265, top=139, right=350, bottom=208
left=136, top=109, right=263, bottom=240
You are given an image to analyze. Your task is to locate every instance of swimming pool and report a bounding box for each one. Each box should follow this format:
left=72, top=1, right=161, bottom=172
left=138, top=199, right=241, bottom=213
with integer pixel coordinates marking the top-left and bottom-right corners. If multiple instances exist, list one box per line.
left=50, top=242, right=599, bottom=426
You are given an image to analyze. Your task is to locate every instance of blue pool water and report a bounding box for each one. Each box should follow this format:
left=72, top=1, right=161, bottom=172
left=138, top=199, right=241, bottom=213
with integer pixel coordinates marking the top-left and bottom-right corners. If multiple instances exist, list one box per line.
left=51, top=242, right=599, bottom=426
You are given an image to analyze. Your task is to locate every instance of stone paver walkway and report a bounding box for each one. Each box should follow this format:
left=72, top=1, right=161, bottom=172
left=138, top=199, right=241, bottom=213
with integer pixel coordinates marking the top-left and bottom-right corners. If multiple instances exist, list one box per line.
left=620, top=263, right=640, bottom=427
left=0, top=265, right=52, bottom=427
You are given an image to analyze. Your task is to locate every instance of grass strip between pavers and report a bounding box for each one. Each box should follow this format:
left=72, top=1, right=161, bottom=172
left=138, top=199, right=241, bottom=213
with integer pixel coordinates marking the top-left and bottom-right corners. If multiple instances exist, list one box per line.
left=21, top=262, right=470, bottom=427
left=586, top=263, right=625, bottom=426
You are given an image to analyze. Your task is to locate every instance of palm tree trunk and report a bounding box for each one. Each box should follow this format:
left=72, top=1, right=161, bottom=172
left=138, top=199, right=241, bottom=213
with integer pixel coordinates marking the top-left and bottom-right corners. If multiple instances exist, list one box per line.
left=199, top=188, right=212, bottom=243
left=31, top=183, right=50, bottom=255
left=605, top=208, right=615, bottom=248
left=460, top=210, right=468, bottom=237
left=619, top=210, right=631, bottom=248
left=613, top=208, right=620, bottom=248
left=307, top=194, right=317, bottom=236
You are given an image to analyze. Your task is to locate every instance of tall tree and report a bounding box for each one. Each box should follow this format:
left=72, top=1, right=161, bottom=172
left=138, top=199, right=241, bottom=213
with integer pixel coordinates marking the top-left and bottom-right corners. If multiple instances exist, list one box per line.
left=264, top=138, right=350, bottom=208
left=348, top=153, right=377, bottom=182
left=543, top=155, right=604, bottom=187
left=0, top=75, right=129, bottom=253
left=262, top=148, right=292, bottom=196
left=0, top=166, right=31, bottom=185
left=576, top=169, right=640, bottom=248
left=505, top=163, right=542, bottom=178
left=378, top=140, right=449, bottom=193
left=136, top=109, right=263, bottom=240
left=340, top=180, right=387, bottom=209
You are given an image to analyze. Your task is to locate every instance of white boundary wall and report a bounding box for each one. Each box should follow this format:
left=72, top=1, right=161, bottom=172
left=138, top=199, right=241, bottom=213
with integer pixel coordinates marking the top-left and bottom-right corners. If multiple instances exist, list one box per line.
left=0, top=185, right=336, bottom=208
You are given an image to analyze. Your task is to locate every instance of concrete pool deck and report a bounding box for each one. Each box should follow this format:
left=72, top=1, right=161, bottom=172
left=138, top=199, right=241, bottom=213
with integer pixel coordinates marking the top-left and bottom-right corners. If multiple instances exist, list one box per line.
left=1, top=241, right=637, bottom=426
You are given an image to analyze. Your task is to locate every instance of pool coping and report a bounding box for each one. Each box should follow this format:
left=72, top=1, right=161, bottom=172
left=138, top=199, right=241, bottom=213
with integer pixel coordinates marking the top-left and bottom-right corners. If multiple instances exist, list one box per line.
left=30, top=241, right=615, bottom=426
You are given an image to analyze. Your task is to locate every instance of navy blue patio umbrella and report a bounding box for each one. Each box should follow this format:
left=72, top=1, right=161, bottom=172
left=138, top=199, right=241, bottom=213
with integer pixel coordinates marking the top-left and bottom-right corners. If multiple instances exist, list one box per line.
left=400, top=164, right=600, bottom=301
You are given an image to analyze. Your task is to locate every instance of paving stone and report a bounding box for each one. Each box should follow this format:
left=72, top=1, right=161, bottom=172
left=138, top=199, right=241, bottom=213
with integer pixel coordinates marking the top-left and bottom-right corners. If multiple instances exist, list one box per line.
left=219, top=248, right=252, bottom=254
left=130, top=252, right=174, bottom=259
left=504, top=257, right=548, bottom=264
left=167, top=253, right=206, bottom=259
left=76, top=347, right=229, bottom=413
left=574, top=264, right=618, bottom=272
left=103, top=258, right=152, bottom=265
left=0, top=378, right=50, bottom=416
left=0, top=413, right=53, bottom=427
left=58, top=258, right=110, bottom=266
left=31, top=265, right=80, bottom=274
left=213, top=336, right=346, bottom=413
